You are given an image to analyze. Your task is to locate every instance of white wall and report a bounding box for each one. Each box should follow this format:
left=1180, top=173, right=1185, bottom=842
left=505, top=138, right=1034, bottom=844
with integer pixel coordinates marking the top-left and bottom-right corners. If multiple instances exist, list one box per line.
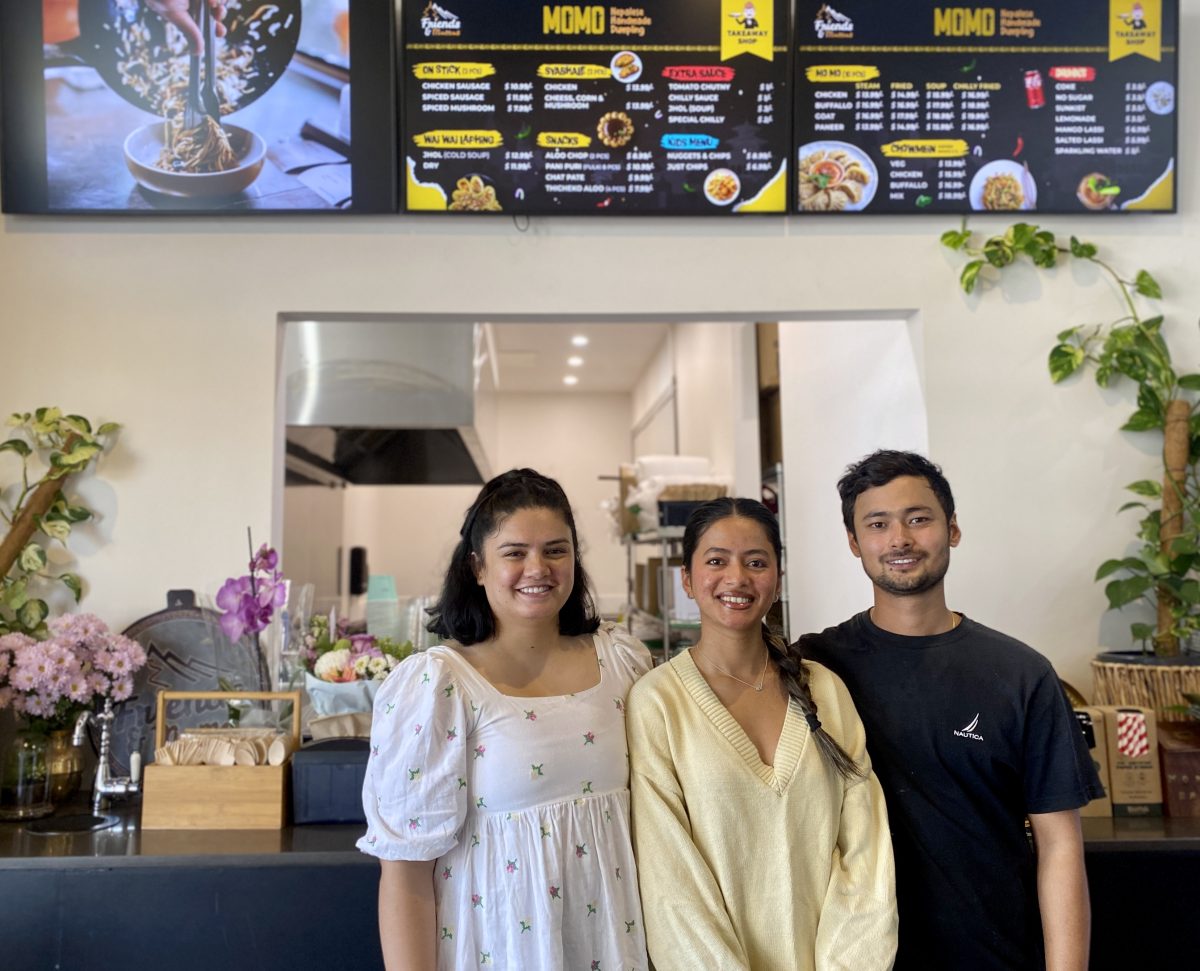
left=673, top=322, right=762, bottom=499
left=1, top=3, right=1196, bottom=695
left=333, top=391, right=632, bottom=611
left=779, top=318, right=930, bottom=636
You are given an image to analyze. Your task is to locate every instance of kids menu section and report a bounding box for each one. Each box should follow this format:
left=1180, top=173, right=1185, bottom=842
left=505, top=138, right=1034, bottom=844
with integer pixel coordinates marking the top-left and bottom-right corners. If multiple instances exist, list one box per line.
left=793, top=0, right=1178, bottom=214
left=402, top=0, right=792, bottom=214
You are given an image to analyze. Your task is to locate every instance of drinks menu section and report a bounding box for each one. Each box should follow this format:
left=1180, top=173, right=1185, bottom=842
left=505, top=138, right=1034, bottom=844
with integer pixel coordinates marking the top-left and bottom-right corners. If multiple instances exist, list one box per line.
left=793, top=1, right=1178, bottom=214
left=403, top=1, right=790, bottom=213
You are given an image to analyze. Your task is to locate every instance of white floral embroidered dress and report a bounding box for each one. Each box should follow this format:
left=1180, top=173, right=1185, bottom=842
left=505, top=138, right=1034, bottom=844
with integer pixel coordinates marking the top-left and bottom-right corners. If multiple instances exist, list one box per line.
left=358, top=624, right=652, bottom=970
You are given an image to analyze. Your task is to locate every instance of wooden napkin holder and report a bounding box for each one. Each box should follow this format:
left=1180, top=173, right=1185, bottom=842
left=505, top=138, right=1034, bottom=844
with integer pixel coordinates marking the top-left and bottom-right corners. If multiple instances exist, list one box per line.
left=141, top=690, right=302, bottom=830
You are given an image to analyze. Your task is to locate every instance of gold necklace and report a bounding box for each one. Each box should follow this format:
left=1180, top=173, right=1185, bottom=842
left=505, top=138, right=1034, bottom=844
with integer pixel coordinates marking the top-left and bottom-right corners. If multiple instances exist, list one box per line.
left=695, top=647, right=770, bottom=692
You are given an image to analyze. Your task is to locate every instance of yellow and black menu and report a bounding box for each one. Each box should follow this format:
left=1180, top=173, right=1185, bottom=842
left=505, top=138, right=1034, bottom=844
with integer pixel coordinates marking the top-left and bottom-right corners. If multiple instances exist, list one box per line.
left=403, top=0, right=791, bottom=213
left=793, top=0, right=1178, bottom=214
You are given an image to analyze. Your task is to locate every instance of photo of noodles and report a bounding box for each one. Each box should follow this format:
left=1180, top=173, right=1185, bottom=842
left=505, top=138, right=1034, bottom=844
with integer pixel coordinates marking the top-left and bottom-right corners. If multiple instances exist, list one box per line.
left=449, top=175, right=502, bottom=212
left=969, top=161, right=1036, bottom=212
left=115, top=1, right=277, bottom=175
left=157, top=115, right=239, bottom=173
left=981, top=173, right=1023, bottom=210
left=797, top=144, right=874, bottom=212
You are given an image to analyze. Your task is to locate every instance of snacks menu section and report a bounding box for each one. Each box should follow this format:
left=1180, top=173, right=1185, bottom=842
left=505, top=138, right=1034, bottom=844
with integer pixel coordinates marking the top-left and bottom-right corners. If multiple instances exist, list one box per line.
left=403, top=1, right=790, bottom=213
left=793, top=1, right=1178, bottom=213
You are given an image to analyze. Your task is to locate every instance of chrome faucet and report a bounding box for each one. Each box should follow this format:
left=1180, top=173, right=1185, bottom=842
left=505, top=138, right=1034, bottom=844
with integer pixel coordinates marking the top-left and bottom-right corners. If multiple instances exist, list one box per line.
left=73, top=697, right=142, bottom=815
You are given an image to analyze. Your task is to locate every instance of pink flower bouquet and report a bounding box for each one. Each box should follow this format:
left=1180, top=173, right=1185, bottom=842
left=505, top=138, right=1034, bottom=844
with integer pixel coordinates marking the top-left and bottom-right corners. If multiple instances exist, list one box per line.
left=0, top=613, right=147, bottom=733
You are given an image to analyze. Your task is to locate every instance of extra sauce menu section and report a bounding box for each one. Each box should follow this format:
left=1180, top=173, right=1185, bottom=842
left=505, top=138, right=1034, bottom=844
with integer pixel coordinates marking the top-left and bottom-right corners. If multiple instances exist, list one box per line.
left=793, top=1, right=1178, bottom=214
left=403, top=1, right=790, bottom=213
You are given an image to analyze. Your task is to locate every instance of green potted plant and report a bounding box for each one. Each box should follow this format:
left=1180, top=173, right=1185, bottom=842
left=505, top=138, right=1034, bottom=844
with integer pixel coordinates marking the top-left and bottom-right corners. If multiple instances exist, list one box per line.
left=1, top=408, right=119, bottom=635
left=941, top=222, right=1200, bottom=711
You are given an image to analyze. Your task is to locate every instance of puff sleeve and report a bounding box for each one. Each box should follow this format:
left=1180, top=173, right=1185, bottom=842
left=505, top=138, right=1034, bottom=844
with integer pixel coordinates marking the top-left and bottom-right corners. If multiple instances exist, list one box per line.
left=357, top=651, right=472, bottom=862
left=812, top=667, right=898, bottom=971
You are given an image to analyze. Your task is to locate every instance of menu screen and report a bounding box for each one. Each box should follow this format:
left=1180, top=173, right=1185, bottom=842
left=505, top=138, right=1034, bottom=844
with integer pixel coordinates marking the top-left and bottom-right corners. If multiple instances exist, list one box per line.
left=793, top=1, right=1178, bottom=214
left=403, top=0, right=791, bottom=214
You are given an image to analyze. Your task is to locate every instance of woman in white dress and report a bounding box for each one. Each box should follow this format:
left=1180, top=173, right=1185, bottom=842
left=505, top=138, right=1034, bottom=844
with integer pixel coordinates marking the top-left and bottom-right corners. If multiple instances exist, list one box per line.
left=359, top=468, right=652, bottom=970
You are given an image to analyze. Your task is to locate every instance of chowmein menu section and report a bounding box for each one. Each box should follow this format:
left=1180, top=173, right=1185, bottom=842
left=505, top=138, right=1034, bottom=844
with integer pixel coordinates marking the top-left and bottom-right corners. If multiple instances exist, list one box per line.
left=403, top=0, right=790, bottom=213
left=793, top=0, right=1178, bottom=214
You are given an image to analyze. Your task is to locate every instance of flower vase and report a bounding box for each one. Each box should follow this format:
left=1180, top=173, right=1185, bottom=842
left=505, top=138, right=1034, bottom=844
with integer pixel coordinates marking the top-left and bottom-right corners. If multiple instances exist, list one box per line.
left=47, top=729, right=84, bottom=803
left=0, top=730, right=54, bottom=820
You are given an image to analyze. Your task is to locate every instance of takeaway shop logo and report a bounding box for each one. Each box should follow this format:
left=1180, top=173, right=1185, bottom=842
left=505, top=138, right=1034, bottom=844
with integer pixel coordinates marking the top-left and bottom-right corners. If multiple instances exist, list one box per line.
left=814, top=4, right=854, bottom=39
left=1116, top=2, right=1151, bottom=32
left=421, top=1, right=462, bottom=38
left=953, top=713, right=985, bottom=742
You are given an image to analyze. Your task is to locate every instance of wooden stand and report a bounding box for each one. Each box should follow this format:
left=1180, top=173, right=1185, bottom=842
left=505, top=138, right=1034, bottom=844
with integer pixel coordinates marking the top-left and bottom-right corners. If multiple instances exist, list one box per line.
left=141, top=690, right=302, bottom=830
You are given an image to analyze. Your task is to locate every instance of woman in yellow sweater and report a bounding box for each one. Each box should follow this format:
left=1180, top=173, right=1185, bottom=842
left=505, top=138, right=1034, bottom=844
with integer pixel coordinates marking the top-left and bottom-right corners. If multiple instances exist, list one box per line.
left=627, top=497, right=897, bottom=970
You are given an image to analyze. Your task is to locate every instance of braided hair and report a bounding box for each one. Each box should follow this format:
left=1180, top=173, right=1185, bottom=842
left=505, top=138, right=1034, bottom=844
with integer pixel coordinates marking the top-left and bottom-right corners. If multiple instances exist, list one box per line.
left=682, top=498, right=861, bottom=780
left=426, top=468, right=601, bottom=645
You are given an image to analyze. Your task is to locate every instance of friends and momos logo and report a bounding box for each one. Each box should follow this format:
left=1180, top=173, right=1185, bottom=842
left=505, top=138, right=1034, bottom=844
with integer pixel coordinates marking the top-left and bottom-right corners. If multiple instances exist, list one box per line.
left=421, top=1, right=462, bottom=38
left=814, top=4, right=854, bottom=39
left=953, top=713, right=985, bottom=741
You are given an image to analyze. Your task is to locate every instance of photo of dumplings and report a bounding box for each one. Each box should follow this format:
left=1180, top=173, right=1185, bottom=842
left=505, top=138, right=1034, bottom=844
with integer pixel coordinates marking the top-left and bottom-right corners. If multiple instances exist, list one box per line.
left=449, top=175, right=502, bottom=212
left=797, top=141, right=877, bottom=212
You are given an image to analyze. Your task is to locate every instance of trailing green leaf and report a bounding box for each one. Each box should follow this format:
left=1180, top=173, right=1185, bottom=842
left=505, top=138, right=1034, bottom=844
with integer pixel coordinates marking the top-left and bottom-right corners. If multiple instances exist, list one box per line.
left=0, top=439, right=32, bottom=458
left=940, top=229, right=971, bottom=250
left=19, top=543, right=47, bottom=572
left=960, top=260, right=984, bottom=293
left=59, top=573, right=82, bottom=603
left=1048, top=344, right=1086, bottom=383
left=1135, top=270, right=1162, bottom=300
left=17, top=598, right=48, bottom=630
left=1069, top=236, right=1098, bottom=259
left=1121, top=409, right=1162, bottom=432
left=1125, top=480, right=1162, bottom=498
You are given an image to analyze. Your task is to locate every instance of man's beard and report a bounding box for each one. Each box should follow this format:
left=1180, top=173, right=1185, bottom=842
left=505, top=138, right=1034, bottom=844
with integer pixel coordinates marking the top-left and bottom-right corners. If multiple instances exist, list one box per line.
left=869, top=554, right=949, bottom=596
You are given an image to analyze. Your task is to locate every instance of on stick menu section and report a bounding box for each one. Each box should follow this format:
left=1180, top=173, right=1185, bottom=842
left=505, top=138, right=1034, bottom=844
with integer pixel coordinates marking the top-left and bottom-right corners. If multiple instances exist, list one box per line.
left=793, top=1, right=1177, bottom=214
left=403, top=1, right=790, bottom=214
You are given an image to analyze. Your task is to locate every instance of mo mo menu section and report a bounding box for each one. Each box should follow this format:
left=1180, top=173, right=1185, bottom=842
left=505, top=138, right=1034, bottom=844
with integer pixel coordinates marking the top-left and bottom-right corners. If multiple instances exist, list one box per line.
left=403, top=1, right=790, bottom=213
left=793, top=1, right=1177, bottom=214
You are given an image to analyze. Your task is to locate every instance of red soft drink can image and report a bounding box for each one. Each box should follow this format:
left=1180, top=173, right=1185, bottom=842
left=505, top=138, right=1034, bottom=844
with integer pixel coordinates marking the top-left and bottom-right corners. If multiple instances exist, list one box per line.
left=1024, top=70, right=1045, bottom=108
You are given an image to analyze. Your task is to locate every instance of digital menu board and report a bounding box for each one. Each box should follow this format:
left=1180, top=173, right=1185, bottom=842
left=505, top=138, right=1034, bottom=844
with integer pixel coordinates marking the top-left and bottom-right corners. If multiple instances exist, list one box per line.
left=0, top=0, right=397, bottom=213
left=793, top=1, right=1178, bottom=214
left=403, top=0, right=791, bottom=214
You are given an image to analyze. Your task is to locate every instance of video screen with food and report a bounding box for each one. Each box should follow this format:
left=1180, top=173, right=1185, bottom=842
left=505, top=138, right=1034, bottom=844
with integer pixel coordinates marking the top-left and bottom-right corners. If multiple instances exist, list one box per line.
left=0, top=0, right=397, bottom=213
left=793, top=0, right=1178, bottom=214
left=402, top=0, right=791, bottom=215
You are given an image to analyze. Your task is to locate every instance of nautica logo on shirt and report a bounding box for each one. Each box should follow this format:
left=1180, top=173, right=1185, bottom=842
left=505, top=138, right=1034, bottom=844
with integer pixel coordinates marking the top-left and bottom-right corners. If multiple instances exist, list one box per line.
left=953, top=713, right=985, bottom=741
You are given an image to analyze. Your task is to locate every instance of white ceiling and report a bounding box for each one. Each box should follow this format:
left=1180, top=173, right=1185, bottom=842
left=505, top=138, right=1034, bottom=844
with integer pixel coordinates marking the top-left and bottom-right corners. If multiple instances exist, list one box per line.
left=484, top=322, right=669, bottom=394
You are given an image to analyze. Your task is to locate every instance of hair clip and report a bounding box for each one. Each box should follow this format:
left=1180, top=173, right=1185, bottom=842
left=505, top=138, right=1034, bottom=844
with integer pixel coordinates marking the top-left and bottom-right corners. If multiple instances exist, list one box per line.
left=805, top=712, right=822, bottom=733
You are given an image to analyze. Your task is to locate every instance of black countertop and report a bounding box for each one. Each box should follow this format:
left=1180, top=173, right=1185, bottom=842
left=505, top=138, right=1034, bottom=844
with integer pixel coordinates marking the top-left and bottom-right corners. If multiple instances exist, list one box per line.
left=2, top=800, right=1198, bottom=869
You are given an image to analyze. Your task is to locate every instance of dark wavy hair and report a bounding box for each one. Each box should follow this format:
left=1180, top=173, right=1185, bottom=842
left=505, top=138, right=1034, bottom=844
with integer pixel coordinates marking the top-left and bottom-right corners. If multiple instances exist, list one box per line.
left=838, top=449, right=956, bottom=535
left=682, top=497, right=861, bottom=780
left=426, top=468, right=601, bottom=646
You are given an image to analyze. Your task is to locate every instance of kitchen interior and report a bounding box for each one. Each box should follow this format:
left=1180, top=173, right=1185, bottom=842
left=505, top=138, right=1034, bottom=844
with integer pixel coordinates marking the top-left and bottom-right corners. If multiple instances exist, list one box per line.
left=280, top=318, right=771, bottom=654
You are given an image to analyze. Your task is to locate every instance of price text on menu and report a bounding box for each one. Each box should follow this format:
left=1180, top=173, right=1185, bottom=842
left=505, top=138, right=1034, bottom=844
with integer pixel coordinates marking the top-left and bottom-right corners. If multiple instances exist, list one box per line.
left=403, top=0, right=791, bottom=214
left=793, top=0, right=1178, bottom=214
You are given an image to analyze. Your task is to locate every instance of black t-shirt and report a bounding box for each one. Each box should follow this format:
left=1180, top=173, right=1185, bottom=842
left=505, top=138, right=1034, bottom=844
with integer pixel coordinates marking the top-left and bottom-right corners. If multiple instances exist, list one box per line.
left=800, top=612, right=1103, bottom=971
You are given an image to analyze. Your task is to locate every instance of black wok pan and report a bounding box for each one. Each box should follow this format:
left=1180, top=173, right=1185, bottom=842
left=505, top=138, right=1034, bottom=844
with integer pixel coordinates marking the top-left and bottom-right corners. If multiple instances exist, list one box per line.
left=45, top=0, right=302, bottom=117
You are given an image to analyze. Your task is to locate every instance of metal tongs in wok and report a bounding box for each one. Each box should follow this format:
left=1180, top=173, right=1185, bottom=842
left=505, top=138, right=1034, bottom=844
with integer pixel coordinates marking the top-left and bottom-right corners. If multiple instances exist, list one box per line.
left=183, top=1, right=222, bottom=130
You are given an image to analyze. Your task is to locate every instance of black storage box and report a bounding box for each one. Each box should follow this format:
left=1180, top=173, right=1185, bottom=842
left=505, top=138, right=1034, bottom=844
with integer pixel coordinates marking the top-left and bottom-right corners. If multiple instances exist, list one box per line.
left=658, top=500, right=706, bottom=527
left=291, top=737, right=370, bottom=825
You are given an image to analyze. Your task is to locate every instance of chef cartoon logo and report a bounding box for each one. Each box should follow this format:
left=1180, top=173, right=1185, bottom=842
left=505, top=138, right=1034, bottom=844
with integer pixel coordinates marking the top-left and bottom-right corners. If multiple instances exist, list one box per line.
left=1110, top=0, right=1161, bottom=62
left=721, top=0, right=773, bottom=61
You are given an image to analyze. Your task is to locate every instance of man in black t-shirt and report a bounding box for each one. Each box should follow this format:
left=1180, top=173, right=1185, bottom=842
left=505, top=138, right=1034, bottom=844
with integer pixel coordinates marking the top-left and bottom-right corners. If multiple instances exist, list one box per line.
left=800, top=450, right=1102, bottom=971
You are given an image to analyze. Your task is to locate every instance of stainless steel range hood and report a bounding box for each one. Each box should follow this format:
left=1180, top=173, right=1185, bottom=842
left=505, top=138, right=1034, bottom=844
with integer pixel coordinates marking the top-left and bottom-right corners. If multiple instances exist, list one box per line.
left=282, top=320, right=492, bottom=486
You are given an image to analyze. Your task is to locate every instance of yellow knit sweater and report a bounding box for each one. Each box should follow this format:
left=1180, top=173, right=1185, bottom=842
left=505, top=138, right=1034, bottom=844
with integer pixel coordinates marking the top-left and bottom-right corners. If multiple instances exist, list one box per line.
left=627, top=651, right=897, bottom=971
